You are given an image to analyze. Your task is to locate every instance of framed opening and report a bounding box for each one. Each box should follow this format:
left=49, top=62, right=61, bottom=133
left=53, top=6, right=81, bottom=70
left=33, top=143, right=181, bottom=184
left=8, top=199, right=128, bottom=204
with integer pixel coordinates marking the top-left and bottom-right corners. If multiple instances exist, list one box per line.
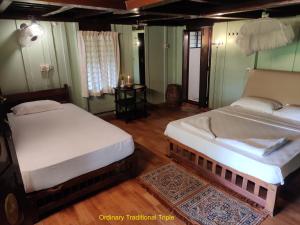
left=182, top=27, right=212, bottom=107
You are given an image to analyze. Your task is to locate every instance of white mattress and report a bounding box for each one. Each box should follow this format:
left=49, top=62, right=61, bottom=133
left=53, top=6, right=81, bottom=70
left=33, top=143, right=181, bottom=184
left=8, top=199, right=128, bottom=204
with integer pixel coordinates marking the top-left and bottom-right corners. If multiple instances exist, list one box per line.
left=165, top=106, right=300, bottom=185
left=8, top=103, right=134, bottom=193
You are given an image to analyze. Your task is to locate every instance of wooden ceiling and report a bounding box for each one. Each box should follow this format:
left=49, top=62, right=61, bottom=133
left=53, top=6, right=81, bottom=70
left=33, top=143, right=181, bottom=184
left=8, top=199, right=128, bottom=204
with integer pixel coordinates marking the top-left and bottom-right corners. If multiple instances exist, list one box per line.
left=0, top=0, right=300, bottom=26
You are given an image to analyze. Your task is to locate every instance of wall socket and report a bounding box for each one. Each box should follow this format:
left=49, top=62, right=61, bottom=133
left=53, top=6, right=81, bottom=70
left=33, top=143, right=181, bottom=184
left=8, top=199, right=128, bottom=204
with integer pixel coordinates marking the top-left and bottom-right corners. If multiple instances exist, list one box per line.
left=40, top=64, right=53, bottom=72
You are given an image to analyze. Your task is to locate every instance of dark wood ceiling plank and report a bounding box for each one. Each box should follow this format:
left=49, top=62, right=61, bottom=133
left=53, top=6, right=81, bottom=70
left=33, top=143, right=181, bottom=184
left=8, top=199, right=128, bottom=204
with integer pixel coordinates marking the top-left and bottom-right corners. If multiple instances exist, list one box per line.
left=126, top=0, right=161, bottom=9
left=140, top=15, right=184, bottom=22
left=75, top=11, right=111, bottom=19
left=126, top=0, right=181, bottom=10
left=42, top=6, right=73, bottom=16
left=2, top=0, right=300, bottom=26
left=140, top=1, right=223, bottom=17
left=202, top=0, right=300, bottom=17
left=21, top=0, right=126, bottom=10
left=0, top=0, right=12, bottom=13
left=189, top=0, right=219, bottom=4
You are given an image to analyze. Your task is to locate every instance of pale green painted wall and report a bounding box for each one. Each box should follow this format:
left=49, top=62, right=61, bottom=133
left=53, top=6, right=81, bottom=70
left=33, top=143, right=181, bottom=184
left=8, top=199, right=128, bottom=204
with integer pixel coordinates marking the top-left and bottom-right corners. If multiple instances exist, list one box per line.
left=0, top=20, right=184, bottom=113
left=111, top=24, right=133, bottom=77
left=64, top=22, right=87, bottom=109
left=166, top=26, right=184, bottom=85
left=0, top=21, right=132, bottom=114
left=209, top=16, right=300, bottom=109
left=145, top=26, right=165, bottom=104
left=145, top=26, right=185, bottom=104
left=0, top=20, right=28, bottom=94
left=132, top=30, right=144, bottom=83
left=0, top=20, right=78, bottom=101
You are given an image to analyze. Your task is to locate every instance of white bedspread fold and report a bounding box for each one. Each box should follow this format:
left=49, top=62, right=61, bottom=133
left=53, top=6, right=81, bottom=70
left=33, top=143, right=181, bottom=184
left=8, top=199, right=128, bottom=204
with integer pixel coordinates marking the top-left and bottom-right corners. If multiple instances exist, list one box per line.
left=181, top=116, right=216, bottom=139
left=216, top=137, right=289, bottom=157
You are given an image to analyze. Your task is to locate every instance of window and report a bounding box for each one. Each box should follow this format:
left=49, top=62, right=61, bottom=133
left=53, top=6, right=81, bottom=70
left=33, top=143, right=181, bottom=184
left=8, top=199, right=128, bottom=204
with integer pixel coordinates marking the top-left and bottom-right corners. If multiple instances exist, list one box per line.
left=78, top=31, right=120, bottom=97
left=189, top=31, right=201, bottom=48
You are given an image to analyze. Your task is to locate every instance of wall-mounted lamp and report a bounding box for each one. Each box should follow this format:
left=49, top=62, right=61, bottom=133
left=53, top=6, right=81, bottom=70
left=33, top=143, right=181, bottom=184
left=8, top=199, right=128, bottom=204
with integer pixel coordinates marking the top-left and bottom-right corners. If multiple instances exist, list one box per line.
left=18, top=21, right=44, bottom=47
left=0, top=95, right=6, bottom=103
left=163, top=43, right=170, bottom=49
left=212, top=40, right=224, bottom=46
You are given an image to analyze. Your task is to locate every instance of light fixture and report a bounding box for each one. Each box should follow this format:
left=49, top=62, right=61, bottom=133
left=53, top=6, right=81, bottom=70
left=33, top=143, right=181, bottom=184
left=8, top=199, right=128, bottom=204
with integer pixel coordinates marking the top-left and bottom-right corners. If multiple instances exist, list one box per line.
left=18, top=21, right=44, bottom=47
left=132, top=8, right=139, bottom=13
left=212, top=39, right=224, bottom=46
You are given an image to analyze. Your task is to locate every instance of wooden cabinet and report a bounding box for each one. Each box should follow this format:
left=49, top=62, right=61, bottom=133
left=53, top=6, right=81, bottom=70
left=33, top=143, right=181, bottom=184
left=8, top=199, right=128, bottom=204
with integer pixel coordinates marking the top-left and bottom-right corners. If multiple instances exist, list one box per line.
left=114, top=85, right=147, bottom=122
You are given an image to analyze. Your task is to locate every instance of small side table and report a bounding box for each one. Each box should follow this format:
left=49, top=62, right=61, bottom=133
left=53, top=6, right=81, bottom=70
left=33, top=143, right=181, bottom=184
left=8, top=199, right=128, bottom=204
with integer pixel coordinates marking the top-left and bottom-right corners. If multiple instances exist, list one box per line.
left=114, top=84, right=147, bottom=122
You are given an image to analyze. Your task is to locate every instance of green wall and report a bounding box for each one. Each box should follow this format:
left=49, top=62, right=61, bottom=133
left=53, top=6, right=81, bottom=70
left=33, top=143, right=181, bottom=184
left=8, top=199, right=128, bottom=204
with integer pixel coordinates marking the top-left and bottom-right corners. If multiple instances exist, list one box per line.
left=0, top=20, right=184, bottom=113
left=209, top=16, right=300, bottom=109
left=0, top=20, right=88, bottom=110
left=0, top=20, right=28, bottom=94
left=4, top=17, right=300, bottom=113
left=0, top=20, right=72, bottom=94
left=145, top=26, right=184, bottom=104
left=132, top=30, right=144, bottom=83
left=0, top=21, right=131, bottom=113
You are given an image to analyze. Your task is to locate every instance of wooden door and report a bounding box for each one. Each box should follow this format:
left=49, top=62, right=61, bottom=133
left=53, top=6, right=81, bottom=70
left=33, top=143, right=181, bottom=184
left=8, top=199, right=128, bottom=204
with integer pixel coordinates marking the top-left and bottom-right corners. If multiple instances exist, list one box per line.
left=199, top=26, right=212, bottom=107
left=182, top=27, right=212, bottom=107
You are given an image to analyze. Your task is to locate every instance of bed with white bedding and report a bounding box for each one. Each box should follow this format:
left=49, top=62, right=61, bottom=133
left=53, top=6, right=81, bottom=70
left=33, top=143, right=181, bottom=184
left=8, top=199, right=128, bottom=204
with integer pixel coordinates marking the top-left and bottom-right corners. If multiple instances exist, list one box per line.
left=165, top=69, right=300, bottom=215
left=165, top=105, right=300, bottom=185
left=3, top=85, right=136, bottom=221
left=8, top=103, right=134, bottom=193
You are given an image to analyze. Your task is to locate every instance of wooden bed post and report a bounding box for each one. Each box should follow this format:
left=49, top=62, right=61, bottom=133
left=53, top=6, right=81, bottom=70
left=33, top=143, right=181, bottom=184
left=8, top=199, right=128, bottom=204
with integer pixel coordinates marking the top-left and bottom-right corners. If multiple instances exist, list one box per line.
left=265, top=184, right=278, bottom=216
left=130, top=151, right=139, bottom=177
left=167, top=142, right=173, bottom=157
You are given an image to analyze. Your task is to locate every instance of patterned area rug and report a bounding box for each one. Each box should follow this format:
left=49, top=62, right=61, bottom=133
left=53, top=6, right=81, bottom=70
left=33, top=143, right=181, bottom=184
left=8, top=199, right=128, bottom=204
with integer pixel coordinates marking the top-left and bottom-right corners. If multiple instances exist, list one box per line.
left=141, top=163, right=206, bottom=204
left=140, top=164, right=266, bottom=225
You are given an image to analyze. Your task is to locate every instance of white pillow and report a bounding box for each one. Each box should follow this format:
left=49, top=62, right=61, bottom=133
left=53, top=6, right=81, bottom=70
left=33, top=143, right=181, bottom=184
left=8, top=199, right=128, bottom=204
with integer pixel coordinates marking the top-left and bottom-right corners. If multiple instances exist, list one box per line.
left=11, top=100, right=63, bottom=116
left=273, top=105, right=300, bottom=122
left=231, top=97, right=282, bottom=114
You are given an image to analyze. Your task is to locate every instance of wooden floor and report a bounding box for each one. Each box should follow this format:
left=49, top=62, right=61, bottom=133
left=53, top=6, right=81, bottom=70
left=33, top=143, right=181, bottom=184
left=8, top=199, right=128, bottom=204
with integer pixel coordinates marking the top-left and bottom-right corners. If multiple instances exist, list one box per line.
left=38, top=104, right=300, bottom=225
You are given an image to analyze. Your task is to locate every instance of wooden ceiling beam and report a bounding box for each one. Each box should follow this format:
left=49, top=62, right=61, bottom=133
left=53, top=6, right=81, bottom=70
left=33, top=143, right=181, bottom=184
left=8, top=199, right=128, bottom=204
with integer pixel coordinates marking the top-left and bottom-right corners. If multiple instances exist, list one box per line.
left=126, top=0, right=181, bottom=10
left=202, top=0, right=300, bottom=17
left=75, top=11, right=111, bottom=19
left=21, top=0, right=126, bottom=10
left=42, top=6, right=73, bottom=17
left=0, top=0, right=12, bottom=13
left=126, top=0, right=163, bottom=9
left=189, top=0, right=219, bottom=4
left=140, top=15, right=183, bottom=22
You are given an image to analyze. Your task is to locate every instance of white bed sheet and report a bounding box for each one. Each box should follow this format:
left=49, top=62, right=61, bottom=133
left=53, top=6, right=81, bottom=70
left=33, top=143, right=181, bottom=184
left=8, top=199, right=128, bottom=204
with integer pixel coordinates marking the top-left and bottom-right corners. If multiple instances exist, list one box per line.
left=8, top=103, right=134, bottom=193
left=165, top=106, right=300, bottom=185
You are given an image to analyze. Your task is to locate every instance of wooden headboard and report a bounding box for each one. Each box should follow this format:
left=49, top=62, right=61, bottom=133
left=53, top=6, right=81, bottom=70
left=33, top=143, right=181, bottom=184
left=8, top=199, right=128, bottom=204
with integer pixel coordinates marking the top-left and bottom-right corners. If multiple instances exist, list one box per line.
left=243, top=69, right=300, bottom=105
left=3, top=84, right=70, bottom=112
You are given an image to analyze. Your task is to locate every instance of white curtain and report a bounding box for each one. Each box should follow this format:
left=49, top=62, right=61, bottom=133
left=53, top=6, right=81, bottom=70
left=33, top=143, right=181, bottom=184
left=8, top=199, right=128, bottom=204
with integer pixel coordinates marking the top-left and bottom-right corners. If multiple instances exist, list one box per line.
left=77, top=31, right=120, bottom=97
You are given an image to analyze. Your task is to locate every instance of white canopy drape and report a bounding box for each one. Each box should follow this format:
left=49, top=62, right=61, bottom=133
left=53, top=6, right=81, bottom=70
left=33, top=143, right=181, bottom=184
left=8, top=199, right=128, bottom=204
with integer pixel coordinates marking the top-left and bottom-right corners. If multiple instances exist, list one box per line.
left=77, top=31, right=120, bottom=97
left=236, top=18, right=295, bottom=56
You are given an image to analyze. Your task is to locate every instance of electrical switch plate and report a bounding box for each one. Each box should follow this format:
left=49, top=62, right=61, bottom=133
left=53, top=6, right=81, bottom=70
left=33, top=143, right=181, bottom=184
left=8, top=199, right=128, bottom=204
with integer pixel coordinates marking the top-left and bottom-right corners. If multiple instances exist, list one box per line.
left=40, top=64, right=52, bottom=72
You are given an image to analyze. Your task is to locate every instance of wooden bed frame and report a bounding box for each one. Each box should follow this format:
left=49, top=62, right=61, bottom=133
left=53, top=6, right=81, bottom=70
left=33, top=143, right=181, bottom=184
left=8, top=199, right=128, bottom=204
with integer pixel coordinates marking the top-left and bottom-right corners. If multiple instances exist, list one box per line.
left=167, top=69, right=300, bottom=216
left=167, top=137, right=278, bottom=216
left=3, top=85, right=138, bottom=222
